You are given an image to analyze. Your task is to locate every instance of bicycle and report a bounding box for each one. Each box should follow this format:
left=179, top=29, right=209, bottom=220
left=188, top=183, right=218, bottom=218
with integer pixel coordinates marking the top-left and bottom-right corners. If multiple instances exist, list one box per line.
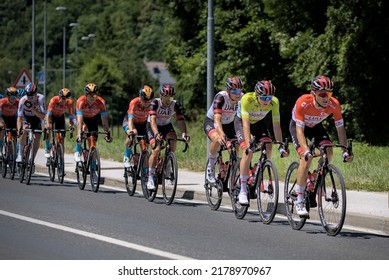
left=18, top=127, right=43, bottom=185
left=1, top=128, right=17, bottom=180
left=229, top=137, right=288, bottom=222
left=143, top=138, right=188, bottom=205
left=124, top=134, right=149, bottom=197
left=44, top=128, right=73, bottom=184
left=75, top=131, right=108, bottom=193
left=204, top=138, right=239, bottom=211
left=284, top=138, right=353, bottom=236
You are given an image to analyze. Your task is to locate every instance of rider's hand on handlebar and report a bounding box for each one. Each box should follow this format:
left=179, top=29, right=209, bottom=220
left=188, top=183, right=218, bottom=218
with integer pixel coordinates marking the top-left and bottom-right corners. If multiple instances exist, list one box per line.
left=342, top=151, right=353, bottom=162
left=182, top=133, right=190, bottom=143
left=104, top=131, right=113, bottom=143
left=155, top=132, right=162, bottom=142
left=278, top=145, right=289, bottom=157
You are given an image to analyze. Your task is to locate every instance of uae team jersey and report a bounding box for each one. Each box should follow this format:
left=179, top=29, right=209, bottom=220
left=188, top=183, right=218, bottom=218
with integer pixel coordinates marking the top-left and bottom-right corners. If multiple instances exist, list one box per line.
left=148, top=98, right=184, bottom=126
left=206, top=91, right=242, bottom=124
left=237, top=92, right=280, bottom=124
left=292, top=94, right=344, bottom=128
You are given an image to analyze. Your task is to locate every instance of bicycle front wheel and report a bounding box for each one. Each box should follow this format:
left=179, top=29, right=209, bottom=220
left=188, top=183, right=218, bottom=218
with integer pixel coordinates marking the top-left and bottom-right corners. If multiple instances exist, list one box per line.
left=8, top=141, right=17, bottom=180
left=48, top=146, right=56, bottom=182
left=204, top=158, right=223, bottom=211
left=140, top=151, right=150, bottom=199
left=76, top=161, right=86, bottom=190
left=257, top=159, right=279, bottom=224
left=284, top=161, right=307, bottom=230
left=124, top=153, right=138, bottom=196
left=162, top=152, right=178, bottom=205
left=25, top=144, right=34, bottom=185
left=318, top=163, right=346, bottom=236
left=89, top=148, right=101, bottom=193
left=1, top=142, right=9, bottom=178
left=56, top=144, right=65, bottom=184
left=229, top=159, right=249, bottom=219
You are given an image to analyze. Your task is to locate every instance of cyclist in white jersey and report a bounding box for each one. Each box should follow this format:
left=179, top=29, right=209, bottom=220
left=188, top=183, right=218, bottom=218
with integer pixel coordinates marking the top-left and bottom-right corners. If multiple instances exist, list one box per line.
left=203, top=76, right=243, bottom=183
left=16, top=83, right=46, bottom=165
left=146, top=84, right=190, bottom=191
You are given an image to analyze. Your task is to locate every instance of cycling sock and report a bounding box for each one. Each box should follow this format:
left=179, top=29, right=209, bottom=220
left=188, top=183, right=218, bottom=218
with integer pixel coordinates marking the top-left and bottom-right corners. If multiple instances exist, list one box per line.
left=45, top=140, right=50, bottom=150
left=296, top=184, right=305, bottom=203
left=124, top=147, right=131, bottom=158
left=148, top=168, right=155, bottom=181
left=0, top=139, right=3, bottom=147
left=208, top=153, right=217, bottom=168
left=240, top=175, right=249, bottom=193
left=75, top=143, right=81, bottom=153
left=17, top=144, right=23, bottom=156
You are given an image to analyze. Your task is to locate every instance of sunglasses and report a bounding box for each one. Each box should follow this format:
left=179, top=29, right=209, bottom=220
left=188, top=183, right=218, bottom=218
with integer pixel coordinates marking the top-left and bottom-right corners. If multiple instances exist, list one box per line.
left=258, top=95, right=273, bottom=102
left=86, top=94, right=97, bottom=98
left=27, top=95, right=34, bottom=99
left=316, top=91, right=332, bottom=98
left=231, top=89, right=243, bottom=95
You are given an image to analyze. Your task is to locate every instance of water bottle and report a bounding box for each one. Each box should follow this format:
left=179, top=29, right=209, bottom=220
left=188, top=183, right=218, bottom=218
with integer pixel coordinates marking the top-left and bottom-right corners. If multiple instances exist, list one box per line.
left=306, top=171, right=316, bottom=192
left=219, top=162, right=227, bottom=179
left=248, top=163, right=257, bottom=186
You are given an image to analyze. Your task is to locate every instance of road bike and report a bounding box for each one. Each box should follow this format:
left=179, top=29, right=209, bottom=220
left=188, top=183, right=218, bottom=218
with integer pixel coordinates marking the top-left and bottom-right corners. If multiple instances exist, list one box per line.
left=229, top=137, right=288, bottom=222
left=1, top=128, right=17, bottom=180
left=284, top=138, right=353, bottom=236
left=204, top=138, right=239, bottom=211
left=124, top=134, right=149, bottom=197
left=44, top=128, right=73, bottom=184
left=18, top=128, right=43, bottom=185
left=75, top=131, right=108, bottom=193
left=143, top=138, right=188, bottom=205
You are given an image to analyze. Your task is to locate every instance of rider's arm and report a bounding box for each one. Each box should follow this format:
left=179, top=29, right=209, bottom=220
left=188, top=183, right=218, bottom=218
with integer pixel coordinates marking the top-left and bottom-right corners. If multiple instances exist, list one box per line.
left=336, top=125, right=348, bottom=152
left=101, top=114, right=110, bottom=132
left=296, top=125, right=308, bottom=155
left=242, top=117, right=251, bottom=145
left=272, top=121, right=283, bottom=143
left=30, top=106, right=45, bottom=120
left=150, top=115, right=159, bottom=135
left=214, top=113, right=224, bottom=136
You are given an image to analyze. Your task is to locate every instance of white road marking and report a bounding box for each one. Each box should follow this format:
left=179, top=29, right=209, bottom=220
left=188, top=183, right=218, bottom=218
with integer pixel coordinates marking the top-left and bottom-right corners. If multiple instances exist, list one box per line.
left=0, top=209, right=195, bottom=260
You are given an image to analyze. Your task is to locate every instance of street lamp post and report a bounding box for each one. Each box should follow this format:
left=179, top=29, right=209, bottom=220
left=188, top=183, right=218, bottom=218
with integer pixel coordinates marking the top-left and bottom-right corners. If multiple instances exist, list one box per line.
left=69, top=23, right=79, bottom=68
left=56, top=6, right=67, bottom=88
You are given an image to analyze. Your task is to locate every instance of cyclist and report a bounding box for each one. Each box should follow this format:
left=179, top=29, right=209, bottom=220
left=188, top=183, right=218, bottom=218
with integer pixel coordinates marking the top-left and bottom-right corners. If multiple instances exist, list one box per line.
left=146, top=84, right=190, bottom=191
left=234, top=80, right=289, bottom=205
left=74, top=83, right=112, bottom=162
left=0, top=87, right=19, bottom=157
left=44, top=88, right=76, bottom=158
left=203, top=76, right=244, bottom=184
left=122, top=85, right=154, bottom=167
left=16, top=83, right=46, bottom=166
left=289, top=75, right=353, bottom=216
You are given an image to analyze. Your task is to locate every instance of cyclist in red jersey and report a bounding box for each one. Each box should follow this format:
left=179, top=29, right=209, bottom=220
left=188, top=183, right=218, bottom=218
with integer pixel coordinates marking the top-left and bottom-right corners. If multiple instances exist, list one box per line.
left=44, top=88, right=75, bottom=158
left=0, top=87, right=19, bottom=156
left=122, top=85, right=154, bottom=167
left=146, top=84, right=190, bottom=191
left=74, top=83, right=112, bottom=162
left=289, top=75, right=353, bottom=216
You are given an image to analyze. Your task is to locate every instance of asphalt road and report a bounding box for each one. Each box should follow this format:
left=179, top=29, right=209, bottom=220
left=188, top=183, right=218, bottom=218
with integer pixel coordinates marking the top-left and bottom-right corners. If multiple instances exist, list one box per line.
left=1, top=173, right=388, bottom=260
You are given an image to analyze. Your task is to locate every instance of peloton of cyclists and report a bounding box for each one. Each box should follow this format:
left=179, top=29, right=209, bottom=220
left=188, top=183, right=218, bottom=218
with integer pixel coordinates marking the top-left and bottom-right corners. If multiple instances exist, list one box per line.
left=146, top=84, right=190, bottom=191
left=234, top=80, right=289, bottom=205
left=289, top=75, right=353, bottom=216
left=203, top=76, right=244, bottom=184
left=122, top=85, right=154, bottom=167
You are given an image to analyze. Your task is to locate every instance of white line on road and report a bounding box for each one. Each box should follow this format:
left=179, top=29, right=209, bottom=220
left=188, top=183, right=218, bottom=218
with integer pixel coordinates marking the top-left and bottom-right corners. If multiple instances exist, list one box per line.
left=0, top=209, right=195, bottom=260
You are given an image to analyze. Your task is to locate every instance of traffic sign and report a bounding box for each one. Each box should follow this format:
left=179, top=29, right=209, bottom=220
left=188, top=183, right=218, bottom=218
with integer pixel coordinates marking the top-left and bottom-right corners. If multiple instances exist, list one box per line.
left=13, top=68, right=32, bottom=89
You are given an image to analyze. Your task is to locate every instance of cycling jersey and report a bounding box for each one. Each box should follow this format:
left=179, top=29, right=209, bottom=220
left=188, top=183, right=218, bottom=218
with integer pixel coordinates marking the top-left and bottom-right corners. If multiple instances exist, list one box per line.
left=0, top=97, right=19, bottom=117
left=17, top=93, right=46, bottom=118
left=206, top=91, right=241, bottom=124
left=292, top=94, right=344, bottom=128
left=76, top=95, right=107, bottom=119
left=148, top=98, right=184, bottom=126
left=46, top=96, right=75, bottom=118
left=237, top=92, right=280, bottom=124
left=127, top=97, right=150, bottom=124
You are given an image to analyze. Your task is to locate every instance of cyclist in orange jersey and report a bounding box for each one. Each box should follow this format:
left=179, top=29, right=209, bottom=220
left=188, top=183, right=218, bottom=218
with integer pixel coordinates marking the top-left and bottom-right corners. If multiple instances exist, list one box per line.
left=73, top=83, right=112, bottom=162
left=44, top=88, right=75, bottom=158
left=0, top=87, right=19, bottom=156
left=122, top=85, right=154, bottom=167
left=289, top=75, right=353, bottom=216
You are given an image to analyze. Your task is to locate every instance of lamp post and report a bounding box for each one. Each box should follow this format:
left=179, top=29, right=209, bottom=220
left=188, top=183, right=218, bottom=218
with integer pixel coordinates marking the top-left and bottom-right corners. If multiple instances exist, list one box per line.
left=69, top=23, right=79, bottom=68
left=56, top=6, right=67, bottom=88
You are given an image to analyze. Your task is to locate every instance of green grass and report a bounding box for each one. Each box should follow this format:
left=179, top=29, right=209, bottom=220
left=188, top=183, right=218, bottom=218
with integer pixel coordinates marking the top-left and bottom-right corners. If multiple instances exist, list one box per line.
left=60, top=121, right=389, bottom=193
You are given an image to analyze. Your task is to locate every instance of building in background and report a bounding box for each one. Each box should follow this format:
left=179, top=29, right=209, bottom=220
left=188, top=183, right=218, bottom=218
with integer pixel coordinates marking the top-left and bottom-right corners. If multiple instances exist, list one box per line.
left=144, top=61, right=176, bottom=86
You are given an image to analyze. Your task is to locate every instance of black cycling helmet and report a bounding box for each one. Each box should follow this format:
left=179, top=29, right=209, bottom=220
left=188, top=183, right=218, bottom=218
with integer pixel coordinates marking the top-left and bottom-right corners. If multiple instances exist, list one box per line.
left=311, top=75, right=333, bottom=91
left=6, top=86, right=18, bottom=97
left=59, top=87, right=72, bottom=98
left=159, top=84, right=175, bottom=97
left=25, top=82, right=38, bottom=96
left=225, top=76, right=243, bottom=91
left=84, top=83, right=99, bottom=95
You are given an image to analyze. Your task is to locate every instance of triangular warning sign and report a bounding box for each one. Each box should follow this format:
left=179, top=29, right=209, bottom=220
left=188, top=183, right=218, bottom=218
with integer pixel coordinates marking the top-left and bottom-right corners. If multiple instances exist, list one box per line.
left=13, top=68, right=32, bottom=89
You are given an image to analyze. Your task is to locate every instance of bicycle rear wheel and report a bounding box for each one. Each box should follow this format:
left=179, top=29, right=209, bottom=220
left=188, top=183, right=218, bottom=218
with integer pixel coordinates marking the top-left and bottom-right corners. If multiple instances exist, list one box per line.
left=1, top=143, right=8, bottom=178
left=257, top=159, right=279, bottom=224
left=204, top=158, right=223, bottom=211
left=124, top=153, right=138, bottom=196
left=89, top=148, right=101, bottom=193
left=229, top=159, right=249, bottom=219
left=318, top=164, right=346, bottom=236
left=140, top=151, right=150, bottom=199
left=8, top=141, right=16, bottom=180
left=162, top=152, right=178, bottom=205
left=56, top=144, right=65, bottom=184
left=76, top=161, right=86, bottom=190
left=284, top=161, right=307, bottom=230
left=25, top=145, right=34, bottom=185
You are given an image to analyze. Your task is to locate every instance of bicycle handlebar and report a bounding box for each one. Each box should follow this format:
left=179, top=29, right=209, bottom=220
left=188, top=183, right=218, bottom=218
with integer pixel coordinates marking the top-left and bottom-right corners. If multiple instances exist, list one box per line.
left=307, top=138, right=353, bottom=162
left=153, top=137, right=189, bottom=153
left=245, top=136, right=289, bottom=157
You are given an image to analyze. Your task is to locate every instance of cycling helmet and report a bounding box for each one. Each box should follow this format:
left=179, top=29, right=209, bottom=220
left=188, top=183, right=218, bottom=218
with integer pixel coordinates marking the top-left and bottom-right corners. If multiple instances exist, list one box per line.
left=139, top=85, right=154, bottom=101
left=59, top=87, right=72, bottom=98
left=225, top=76, right=243, bottom=91
left=254, top=80, right=276, bottom=96
left=6, top=87, right=18, bottom=97
left=159, top=84, right=175, bottom=97
left=84, top=83, right=99, bottom=95
left=25, top=82, right=38, bottom=96
left=311, top=75, right=333, bottom=91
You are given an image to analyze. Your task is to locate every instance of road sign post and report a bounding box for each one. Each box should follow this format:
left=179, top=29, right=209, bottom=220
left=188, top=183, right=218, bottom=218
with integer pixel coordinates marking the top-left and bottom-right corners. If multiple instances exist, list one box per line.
left=13, top=68, right=32, bottom=89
